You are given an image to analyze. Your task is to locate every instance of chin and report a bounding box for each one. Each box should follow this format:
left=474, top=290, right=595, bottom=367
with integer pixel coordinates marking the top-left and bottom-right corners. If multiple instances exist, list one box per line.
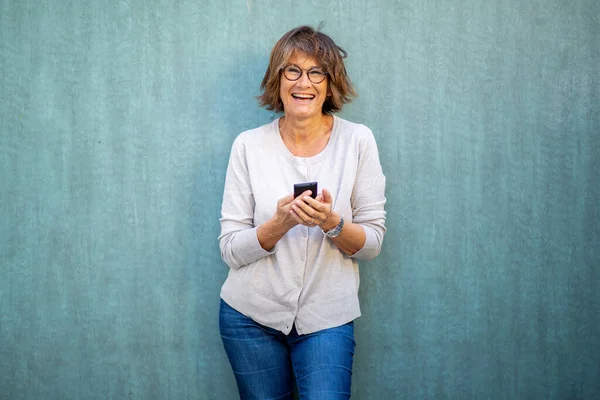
left=287, top=107, right=321, bottom=118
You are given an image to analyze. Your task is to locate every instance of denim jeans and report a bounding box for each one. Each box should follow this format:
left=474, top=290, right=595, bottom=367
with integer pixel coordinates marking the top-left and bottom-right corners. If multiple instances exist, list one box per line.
left=219, top=299, right=355, bottom=400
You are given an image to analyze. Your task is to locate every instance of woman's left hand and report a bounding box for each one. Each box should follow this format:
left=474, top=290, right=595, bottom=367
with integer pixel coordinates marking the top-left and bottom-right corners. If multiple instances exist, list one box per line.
left=290, top=188, right=335, bottom=227
left=292, top=188, right=365, bottom=255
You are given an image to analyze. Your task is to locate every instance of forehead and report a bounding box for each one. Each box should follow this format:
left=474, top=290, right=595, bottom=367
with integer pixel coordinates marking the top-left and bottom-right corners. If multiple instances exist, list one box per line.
left=287, top=51, right=321, bottom=68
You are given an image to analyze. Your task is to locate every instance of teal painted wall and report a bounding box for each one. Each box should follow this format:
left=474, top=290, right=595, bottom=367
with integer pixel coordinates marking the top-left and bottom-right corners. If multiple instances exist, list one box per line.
left=1, top=0, right=599, bottom=399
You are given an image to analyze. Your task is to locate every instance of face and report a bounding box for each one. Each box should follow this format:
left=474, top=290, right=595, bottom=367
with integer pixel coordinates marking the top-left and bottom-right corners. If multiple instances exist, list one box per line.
left=279, top=52, right=329, bottom=121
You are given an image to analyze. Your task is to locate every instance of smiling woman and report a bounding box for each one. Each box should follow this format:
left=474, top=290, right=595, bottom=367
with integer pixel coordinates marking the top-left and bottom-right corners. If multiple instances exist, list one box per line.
left=258, top=25, right=356, bottom=114
left=279, top=52, right=330, bottom=123
left=218, top=25, right=387, bottom=399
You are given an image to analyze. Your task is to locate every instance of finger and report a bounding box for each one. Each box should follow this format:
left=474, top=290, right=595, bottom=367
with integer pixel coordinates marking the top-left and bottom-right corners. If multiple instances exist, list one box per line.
left=292, top=201, right=313, bottom=217
left=279, top=193, right=295, bottom=206
left=304, top=189, right=314, bottom=198
left=290, top=208, right=311, bottom=225
left=289, top=209, right=303, bottom=223
left=295, top=201, right=330, bottom=226
left=295, top=199, right=325, bottom=220
left=291, top=202, right=316, bottom=223
left=300, top=195, right=329, bottom=213
left=322, top=188, right=332, bottom=204
left=294, top=190, right=314, bottom=200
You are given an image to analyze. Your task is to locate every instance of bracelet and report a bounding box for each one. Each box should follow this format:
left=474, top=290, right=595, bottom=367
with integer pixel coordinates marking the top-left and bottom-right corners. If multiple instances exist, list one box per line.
left=321, top=216, right=344, bottom=238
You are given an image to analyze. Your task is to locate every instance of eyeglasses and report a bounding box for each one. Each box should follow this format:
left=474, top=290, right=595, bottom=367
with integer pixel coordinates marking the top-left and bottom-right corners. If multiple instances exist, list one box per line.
left=281, top=64, right=328, bottom=84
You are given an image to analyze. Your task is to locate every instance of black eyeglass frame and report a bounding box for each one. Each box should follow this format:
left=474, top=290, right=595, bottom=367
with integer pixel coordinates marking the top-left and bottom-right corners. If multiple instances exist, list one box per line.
left=281, top=64, right=329, bottom=84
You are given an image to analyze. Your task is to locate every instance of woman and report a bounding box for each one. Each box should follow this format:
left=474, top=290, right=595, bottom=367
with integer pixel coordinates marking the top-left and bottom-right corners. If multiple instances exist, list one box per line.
left=218, top=25, right=386, bottom=399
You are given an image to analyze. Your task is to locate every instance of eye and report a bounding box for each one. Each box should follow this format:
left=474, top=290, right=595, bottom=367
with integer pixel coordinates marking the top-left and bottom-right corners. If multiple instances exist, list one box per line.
left=309, top=68, right=326, bottom=77
left=285, top=65, right=301, bottom=75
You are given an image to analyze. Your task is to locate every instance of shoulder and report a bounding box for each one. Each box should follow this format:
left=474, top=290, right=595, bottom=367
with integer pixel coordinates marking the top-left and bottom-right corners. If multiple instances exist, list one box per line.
left=233, top=119, right=278, bottom=147
left=333, top=116, right=377, bottom=149
left=335, top=116, right=374, bottom=139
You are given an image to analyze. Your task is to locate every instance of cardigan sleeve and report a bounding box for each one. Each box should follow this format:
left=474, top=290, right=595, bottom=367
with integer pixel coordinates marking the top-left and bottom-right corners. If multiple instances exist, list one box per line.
left=218, top=135, right=274, bottom=270
left=349, top=128, right=387, bottom=260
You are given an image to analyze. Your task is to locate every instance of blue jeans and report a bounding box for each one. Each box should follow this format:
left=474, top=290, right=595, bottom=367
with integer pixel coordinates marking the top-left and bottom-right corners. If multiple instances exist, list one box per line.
left=219, top=299, right=355, bottom=399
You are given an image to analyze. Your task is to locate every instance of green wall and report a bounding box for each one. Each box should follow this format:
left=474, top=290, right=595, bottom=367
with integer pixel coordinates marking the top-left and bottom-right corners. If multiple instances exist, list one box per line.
left=1, top=1, right=598, bottom=399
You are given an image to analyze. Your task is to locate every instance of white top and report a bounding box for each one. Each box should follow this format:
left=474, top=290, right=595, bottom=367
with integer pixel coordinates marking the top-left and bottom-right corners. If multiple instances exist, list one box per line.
left=218, top=116, right=386, bottom=335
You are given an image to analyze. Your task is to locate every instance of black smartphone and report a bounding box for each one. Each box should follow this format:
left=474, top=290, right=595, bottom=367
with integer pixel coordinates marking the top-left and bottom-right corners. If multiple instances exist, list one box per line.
left=294, top=182, right=318, bottom=199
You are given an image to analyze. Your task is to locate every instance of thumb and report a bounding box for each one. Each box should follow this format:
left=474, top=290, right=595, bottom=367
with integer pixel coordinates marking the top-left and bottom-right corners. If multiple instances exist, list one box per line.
left=279, top=193, right=295, bottom=206
left=322, top=188, right=333, bottom=204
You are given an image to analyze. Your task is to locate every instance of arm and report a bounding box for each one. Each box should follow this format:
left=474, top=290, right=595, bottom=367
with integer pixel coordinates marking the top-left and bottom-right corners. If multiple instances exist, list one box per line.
left=256, top=194, right=299, bottom=251
left=218, top=137, right=275, bottom=269
left=219, top=135, right=304, bottom=269
left=290, top=130, right=386, bottom=259
left=292, top=189, right=366, bottom=256
left=326, top=214, right=367, bottom=256
left=346, top=130, right=387, bottom=259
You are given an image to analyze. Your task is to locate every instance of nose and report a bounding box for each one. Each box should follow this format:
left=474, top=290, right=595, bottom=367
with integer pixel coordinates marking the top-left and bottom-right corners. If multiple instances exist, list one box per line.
left=296, top=70, right=312, bottom=86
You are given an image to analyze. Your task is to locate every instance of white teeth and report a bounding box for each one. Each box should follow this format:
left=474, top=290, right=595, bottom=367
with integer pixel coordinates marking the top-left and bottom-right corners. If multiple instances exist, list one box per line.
left=292, top=94, right=315, bottom=99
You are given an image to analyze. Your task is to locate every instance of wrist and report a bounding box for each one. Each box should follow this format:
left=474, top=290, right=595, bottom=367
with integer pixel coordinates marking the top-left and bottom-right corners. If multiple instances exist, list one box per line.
left=319, top=213, right=340, bottom=232
left=321, top=215, right=344, bottom=238
left=269, top=215, right=294, bottom=235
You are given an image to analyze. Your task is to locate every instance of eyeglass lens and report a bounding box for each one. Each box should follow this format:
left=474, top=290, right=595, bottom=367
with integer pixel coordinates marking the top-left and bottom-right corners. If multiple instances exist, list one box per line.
left=283, top=65, right=327, bottom=84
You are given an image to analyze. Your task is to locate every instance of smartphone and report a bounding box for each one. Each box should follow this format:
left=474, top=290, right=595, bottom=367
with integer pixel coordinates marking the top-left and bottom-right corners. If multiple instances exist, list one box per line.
left=294, top=182, right=318, bottom=199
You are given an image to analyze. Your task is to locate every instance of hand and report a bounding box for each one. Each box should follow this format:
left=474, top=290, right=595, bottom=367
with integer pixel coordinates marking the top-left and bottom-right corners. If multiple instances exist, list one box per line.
left=272, top=193, right=299, bottom=231
left=257, top=193, right=299, bottom=250
left=290, top=188, right=335, bottom=228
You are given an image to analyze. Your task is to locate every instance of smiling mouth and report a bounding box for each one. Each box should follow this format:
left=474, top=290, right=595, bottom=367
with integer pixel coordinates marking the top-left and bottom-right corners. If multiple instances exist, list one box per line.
left=292, top=94, right=315, bottom=100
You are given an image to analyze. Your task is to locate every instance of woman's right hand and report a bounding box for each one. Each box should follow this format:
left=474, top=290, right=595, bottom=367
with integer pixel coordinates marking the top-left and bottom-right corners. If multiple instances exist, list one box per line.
left=257, top=191, right=309, bottom=250
left=272, top=192, right=301, bottom=231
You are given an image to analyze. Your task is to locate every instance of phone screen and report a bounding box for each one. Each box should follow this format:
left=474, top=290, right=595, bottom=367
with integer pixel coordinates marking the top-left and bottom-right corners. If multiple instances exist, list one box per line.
left=294, top=182, right=318, bottom=199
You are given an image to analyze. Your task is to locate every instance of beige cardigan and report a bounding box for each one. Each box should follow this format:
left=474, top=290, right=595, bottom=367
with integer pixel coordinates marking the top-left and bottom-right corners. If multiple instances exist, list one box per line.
left=219, top=116, right=386, bottom=334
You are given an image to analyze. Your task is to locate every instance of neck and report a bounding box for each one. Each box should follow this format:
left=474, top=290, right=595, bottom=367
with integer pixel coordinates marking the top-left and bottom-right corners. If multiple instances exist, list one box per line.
left=279, top=114, right=331, bottom=144
left=279, top=114, right=334, bottom=157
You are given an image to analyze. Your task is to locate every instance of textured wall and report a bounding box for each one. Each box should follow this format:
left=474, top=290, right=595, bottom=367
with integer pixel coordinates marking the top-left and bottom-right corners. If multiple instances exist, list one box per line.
left=1, top=0, right=599, bottom=399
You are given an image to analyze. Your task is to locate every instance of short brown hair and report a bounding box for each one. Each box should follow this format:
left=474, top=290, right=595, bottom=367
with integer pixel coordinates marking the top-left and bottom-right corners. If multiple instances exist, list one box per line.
left=258, top=25, right=357, bottom=114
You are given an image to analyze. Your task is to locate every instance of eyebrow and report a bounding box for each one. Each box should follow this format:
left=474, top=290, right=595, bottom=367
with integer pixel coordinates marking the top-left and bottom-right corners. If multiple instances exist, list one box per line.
left=286, top=63, right=324, bottom=69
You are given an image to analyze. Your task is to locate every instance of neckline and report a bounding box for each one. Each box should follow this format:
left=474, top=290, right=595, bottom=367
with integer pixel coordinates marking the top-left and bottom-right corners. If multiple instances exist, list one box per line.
left=274, top=115, right=338, bottom=164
